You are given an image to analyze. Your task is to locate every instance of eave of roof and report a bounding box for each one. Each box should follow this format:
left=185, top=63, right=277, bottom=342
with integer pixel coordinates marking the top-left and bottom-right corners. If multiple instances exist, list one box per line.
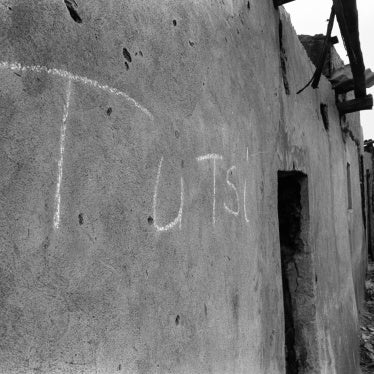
left=332, top=0, right=366, bottom=98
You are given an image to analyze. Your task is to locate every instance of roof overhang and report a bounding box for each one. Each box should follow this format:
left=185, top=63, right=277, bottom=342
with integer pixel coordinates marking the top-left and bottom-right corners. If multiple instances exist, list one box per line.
left=332, top=0, right=373, bottom=113
left=275, top=0, right=373, bottom=114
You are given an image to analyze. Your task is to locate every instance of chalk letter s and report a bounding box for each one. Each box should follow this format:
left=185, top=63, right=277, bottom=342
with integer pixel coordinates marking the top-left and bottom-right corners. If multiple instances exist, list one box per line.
left=224, top=166, right=239, bottom=217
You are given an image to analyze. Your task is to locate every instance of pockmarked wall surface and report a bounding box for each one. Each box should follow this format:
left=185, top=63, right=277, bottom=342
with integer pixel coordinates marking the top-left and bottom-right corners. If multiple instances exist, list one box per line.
left=0, top=1, right=364, bottom=373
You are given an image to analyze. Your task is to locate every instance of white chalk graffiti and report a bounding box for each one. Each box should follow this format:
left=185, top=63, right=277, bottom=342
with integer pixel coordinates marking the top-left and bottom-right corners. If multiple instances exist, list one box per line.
left=0, top=61, right=265, bottom=234
left=0, top=60, right=153, bottom=231
left=154, top=147, right=268, bottom=232
left=196, top=154, right=223, bottom=225
left=224, top=165, right=239, bottom=217
left=243, top=148, right=250, bottom=223
left=152, top=157, right=184, bottom=232
left=243, top=180, right=250, bottom=223
left=0, top=61, right=153, bottom=118
left=53, top=79, right=72, bottom=230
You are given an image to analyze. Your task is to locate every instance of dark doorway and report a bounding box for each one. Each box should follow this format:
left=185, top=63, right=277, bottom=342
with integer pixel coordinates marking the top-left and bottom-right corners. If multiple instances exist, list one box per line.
left=367, top=169, right=373, bottom=260
left=277, top=171, right=319, bottom=374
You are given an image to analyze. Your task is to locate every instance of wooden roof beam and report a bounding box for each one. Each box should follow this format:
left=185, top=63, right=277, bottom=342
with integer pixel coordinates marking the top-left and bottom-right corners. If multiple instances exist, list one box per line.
left=332, top=0, right=367, bottom=98
left=273, top=0, right=295, bottom=8
left=311, top=6, right=335, bottom=89
left=337, top=94, right=373, bottom=115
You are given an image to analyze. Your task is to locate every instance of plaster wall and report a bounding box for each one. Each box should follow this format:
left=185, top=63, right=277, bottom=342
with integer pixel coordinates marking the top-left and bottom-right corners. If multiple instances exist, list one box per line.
left=364, top=149, right=374, bottom=260
left=345, top=136, right=366, bottom=312
left=0, top=1, right=364, bottom=373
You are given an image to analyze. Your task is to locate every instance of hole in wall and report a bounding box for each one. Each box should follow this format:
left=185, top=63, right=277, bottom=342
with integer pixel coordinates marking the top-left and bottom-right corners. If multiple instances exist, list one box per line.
left=64, top=0, right=82, bottom=23
left=347, top=163, right=352, bottom=209
left=232, top=292, right=239, bottom=322
left=42, top=236, right=50, bottom=250
left=106, top=107, right=112, bottom=116
left=173, top=19, right=177, bottom=26
left=147, top=216, right=154, bottom=225
left=278, top=171, right=319, bottom=374
left=320, top=103, right=329, bottom=130
left=78, top=213, right=83, bottom=225
left=122, top=47, right=132, bottom=63
left=247, top=1, right=250, bottom=9
left=279, top=20, right=290, bottom=95
left=359, top=155, right=366, bottom=228
left=175, top=315, right=180, bottom=325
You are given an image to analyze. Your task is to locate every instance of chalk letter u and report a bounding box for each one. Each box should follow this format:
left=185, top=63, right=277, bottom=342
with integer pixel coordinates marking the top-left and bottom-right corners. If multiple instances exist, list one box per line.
left=152, top=157, right=184, bottom=232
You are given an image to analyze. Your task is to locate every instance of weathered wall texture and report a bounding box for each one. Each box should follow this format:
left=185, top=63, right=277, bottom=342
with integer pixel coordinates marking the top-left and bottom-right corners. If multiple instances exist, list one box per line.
left=0, top=1, right=365, bottom=373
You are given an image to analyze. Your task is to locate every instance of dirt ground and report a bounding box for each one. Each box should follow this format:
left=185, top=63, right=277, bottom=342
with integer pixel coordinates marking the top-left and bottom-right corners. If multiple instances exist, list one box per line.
left=360, top=262, right=374, bottom=373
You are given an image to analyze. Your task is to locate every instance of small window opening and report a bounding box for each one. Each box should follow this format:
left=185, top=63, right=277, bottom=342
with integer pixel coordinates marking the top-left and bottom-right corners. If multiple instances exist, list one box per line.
left=64, top=0, right=82, bottom=23
left=279, top=20, right=290, bottom=95
left=320, top=103, right=329, bottom=131
left=360, top=155, right=366, bottom=227
left=347, top=163, right=352, bottom=210
left=278, top=171, right=319, bottom=374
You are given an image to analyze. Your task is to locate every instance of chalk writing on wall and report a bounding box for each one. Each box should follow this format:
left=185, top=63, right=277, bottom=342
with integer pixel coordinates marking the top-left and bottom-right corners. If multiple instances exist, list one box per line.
left=243, top=147, right=250, bottom=223
left=0, top=61, right=153, bottom=118
left=0, top=61, right=266, bottom=233
left=153, top=149, right=269, bottom=232
left=53, top=79, right=72, bottom=230
left=224, top=165, right=239, bottom=217
left=0, top=60, right=153, bottom=231
left=196, top=154, right=223, bottom=225
left=152, top=157, right=184, bottom=232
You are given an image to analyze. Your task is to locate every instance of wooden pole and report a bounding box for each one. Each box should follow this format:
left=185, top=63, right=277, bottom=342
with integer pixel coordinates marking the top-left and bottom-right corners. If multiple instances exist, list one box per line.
left=337, top=94, right=373, bottom=114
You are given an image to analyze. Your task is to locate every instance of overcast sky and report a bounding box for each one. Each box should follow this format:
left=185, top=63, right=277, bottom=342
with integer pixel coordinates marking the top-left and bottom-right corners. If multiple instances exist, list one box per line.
left=285, top=0, right=374, bottom=140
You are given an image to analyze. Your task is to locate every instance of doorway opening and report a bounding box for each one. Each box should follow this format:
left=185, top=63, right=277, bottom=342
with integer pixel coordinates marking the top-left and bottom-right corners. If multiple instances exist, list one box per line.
left=278, top=171, right=319, bottom=374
